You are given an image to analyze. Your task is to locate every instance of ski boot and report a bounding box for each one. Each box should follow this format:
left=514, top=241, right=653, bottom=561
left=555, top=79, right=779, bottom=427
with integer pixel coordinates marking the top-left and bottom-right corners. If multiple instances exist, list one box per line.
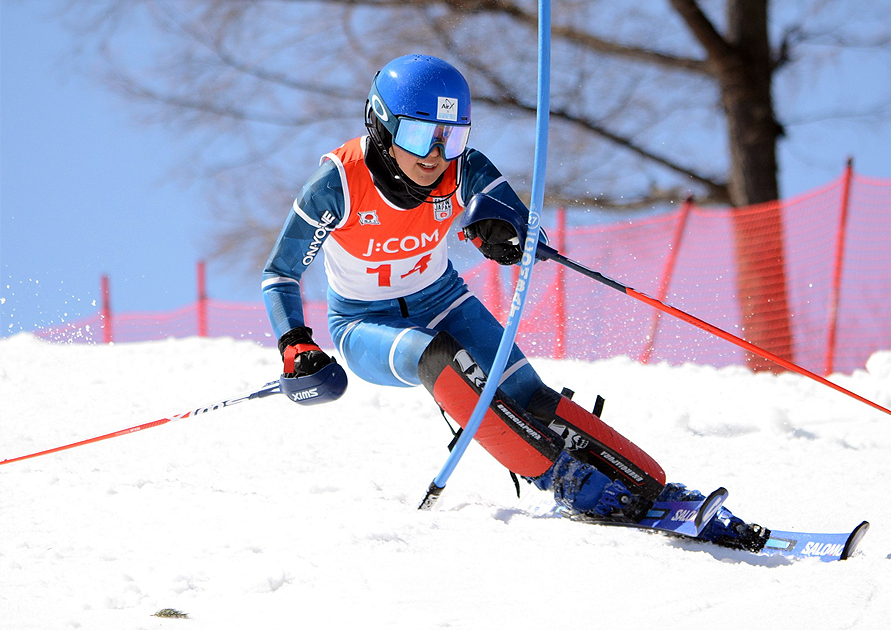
left=533, top=451, right=651, bottom=523
left=700, top=509, right=771, bottom=552
left=659, top=483, right=770, bottom=552
left=591, top=478, right=652, bottom=523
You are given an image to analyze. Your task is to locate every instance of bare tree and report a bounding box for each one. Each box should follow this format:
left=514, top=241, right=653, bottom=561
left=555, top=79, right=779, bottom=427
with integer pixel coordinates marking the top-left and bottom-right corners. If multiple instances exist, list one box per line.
left=60, top=0, right=891, bottom=369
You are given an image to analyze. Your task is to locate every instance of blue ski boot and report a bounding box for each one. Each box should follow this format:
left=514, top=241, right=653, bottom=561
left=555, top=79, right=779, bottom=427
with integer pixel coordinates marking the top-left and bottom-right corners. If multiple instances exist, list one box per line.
left=658, top=483, right=770, bottom=552
left=533, top=451, right=651, bottom=522
left=700, top=508, right=770, bottom=552
left=591, top=478, right=652, bottom=523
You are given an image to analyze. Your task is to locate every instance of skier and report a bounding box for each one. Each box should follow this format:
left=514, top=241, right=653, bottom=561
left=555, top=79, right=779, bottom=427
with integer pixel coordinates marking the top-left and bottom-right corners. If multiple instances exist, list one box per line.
left=262, top=54, right=767, bottom=551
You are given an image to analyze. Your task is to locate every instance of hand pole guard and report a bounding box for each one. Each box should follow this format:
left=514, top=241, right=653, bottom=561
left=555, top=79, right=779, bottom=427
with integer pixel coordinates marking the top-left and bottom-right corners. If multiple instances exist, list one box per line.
left=279, top=361, right=348, bottom=406
left=459, top=194, right=528, bottom=243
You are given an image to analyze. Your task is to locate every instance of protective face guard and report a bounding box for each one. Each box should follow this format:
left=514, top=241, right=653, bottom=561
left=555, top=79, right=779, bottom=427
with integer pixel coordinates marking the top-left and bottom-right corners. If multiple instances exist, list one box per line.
left=394, top=118, right=470, bottom=160
left=279, top=361, right=348, bottom=406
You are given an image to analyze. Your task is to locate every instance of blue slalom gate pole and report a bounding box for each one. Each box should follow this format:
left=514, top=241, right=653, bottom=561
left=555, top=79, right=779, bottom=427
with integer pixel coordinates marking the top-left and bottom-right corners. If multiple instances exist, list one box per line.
left=419, top=0, right=551, bottom=510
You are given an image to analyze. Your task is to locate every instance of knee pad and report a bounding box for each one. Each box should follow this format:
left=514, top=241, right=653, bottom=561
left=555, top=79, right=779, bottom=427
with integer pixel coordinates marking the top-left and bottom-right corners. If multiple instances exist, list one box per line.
left=526, top=386, right=666, bottom=500
left=418, top=331, right=562, bottom=477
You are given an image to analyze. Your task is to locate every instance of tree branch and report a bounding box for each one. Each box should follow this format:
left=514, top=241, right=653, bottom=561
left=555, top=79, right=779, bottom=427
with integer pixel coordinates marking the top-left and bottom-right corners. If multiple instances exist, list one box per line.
left=273, top=0, right=712, bottom=74
left=459, top=0, right=711, bottom=74
left=472, top=92, right=729, bottom=201
left=667, top=0, right=736, bottom=71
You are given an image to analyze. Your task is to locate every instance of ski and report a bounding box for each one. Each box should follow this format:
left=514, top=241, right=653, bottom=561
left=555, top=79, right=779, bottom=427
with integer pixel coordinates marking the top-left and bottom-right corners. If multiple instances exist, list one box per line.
left=520, top=491, right=869, bottom=561
left=759, top=521, right=870, bottom=562
left=523, top=487, right=728, bottom=538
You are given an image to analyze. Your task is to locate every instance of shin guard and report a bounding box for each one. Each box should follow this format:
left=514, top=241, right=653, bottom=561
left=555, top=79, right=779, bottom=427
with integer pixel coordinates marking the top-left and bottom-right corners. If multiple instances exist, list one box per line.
left=418, top=332, right=562, bottom=478
left=527, top=387, right=666, bottom=500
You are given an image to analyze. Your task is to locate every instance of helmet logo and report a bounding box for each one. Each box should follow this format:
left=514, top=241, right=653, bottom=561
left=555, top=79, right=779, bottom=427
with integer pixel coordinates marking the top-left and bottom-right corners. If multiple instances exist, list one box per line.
left=371, top=94, right=389, bottom=122
left=437, top=97, right=458, bottom=122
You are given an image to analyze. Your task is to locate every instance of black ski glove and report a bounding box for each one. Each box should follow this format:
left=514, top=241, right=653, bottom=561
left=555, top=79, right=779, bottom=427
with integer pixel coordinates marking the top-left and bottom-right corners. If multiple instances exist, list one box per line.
left=278, top=326, right=333, bottom=377
left=463, top=219, right=523, bottom=266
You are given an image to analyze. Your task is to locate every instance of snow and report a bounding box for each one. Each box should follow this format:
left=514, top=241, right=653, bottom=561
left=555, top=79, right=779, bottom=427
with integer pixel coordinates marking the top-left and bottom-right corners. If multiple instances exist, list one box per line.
left=2, top=333, right=890, bottom=629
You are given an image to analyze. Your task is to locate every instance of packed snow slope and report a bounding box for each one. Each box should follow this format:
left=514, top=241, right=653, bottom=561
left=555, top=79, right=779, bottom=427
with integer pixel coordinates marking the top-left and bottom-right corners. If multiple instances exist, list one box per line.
left=2, top=334, right=891, bottom=630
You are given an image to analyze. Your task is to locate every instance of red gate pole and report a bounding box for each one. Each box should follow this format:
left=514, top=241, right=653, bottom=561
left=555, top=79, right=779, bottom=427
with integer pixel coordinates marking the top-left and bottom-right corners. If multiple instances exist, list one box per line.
left=197, top=260, right=209, bottom=338
left=824, top=158, right=854, bottom=376
left=535, top=243, right=891, bottom=418
left=101, top=275, right=113, bottom=344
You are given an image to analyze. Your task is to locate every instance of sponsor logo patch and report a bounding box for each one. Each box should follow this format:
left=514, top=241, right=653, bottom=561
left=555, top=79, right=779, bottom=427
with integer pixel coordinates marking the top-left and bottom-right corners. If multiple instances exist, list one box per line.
left=454, top=350, right=487, bottom=389
left=288, top=387, right=319, bottom=402
left=496, top=402, right=544, bottom=442
left=802, top=542, right=845, bottom=557
left=361, top=229, right=441, bottom=257
left=371, top=94, right=389, bottom=122
left=437, top=97, right=458, bottom=122
left=359, top=210, right=380, bottom=226
left=433, top=197, right=452, bottom=222
left=302, top=210, right=337, bottom=266
left=547, top=420, right=591, bottom=451
left=599, top=449, right=645, bottom=484
left=672, top=509, right=698, bottom=523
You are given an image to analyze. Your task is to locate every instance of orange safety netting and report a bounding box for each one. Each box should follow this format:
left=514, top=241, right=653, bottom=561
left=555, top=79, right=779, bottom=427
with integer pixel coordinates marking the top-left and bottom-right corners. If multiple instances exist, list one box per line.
left=36, top=167, right=891, bottom=376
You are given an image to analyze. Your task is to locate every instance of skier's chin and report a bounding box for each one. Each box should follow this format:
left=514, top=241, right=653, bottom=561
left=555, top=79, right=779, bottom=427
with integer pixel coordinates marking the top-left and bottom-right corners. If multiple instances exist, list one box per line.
left=405, top=164, right=446, bottom=187
left=390, top=145, right=447, bottom=187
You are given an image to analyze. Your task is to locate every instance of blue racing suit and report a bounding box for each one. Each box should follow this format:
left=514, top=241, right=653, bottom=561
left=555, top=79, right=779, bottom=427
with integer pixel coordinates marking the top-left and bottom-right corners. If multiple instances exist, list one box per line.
left=262, top=136, right=544, bottom=407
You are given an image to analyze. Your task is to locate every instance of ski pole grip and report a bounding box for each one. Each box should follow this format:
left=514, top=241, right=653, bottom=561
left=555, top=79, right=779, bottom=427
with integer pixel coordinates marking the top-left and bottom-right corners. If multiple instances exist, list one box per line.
left=418, top=481, right=445, bottom=511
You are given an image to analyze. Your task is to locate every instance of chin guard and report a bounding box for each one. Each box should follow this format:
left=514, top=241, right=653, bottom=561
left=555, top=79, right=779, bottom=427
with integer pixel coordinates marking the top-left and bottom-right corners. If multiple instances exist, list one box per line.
left=280, top=361, right=349, bottom=405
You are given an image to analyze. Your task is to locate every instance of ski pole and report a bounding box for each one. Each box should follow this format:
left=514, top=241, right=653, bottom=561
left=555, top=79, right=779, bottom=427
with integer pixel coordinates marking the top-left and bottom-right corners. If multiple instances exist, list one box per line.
left=418, top=0, right=552, bottom=510
left=1, top=380, right=282, bottom=466
left=535, top=244, right=891, bottom=418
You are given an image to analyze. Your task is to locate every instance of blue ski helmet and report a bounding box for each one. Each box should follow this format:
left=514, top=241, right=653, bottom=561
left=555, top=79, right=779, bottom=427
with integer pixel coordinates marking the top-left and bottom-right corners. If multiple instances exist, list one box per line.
left=367, top=54, right=471, bottom=161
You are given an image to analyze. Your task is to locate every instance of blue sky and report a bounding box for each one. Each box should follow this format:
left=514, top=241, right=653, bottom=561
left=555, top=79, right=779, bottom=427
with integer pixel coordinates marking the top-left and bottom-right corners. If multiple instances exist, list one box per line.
left=2, top=2, right=890, bottom=338
left=1, top=2, right=258, bottom=337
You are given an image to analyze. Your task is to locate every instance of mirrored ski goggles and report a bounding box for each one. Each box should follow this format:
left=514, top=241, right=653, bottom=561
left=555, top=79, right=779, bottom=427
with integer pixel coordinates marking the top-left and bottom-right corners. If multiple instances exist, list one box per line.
left=393, top=118, right=471, bottom=161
